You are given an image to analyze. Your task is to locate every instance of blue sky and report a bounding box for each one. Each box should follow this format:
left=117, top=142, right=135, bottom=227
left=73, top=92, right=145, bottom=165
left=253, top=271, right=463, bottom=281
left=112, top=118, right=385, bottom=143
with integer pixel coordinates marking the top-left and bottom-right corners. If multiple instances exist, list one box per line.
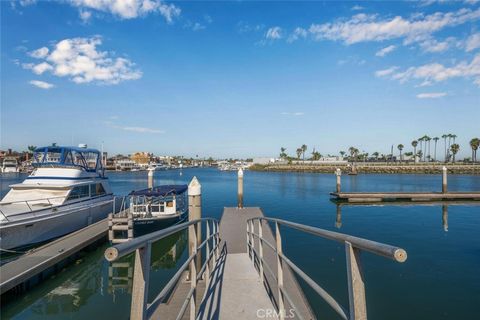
left=1, top=0, right=479, bottom=158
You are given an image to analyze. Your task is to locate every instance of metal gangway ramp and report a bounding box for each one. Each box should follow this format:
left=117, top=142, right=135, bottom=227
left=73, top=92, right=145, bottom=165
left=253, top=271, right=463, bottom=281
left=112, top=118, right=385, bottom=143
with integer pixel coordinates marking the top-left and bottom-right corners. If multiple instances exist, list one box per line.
left=104, top=207, right=407, bottom=320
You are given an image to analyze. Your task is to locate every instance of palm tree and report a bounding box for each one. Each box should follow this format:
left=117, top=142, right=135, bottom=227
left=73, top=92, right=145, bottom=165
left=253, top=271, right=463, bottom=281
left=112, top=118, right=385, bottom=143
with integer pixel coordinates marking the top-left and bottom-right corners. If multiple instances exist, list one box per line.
left=339, top=151, right=346, bottom=159
left=425, top=136, right=431, bottom=162
left=451, top=134, right=457, bottom=144
left=25, top=145, right=36, bottom=161
left=301, top=144, right=307, bottom=162
left=433, top=137, right=439, bottom=162
left=372, top=152, right=379, bottom=161
left=450, top=143, right=460, bottom=162
left=296, top=148, right=302, bottom=160
left=442, top=134, right=448, bottom=162
left=447, top=134, right=454, bottom=161
left=470, top=138, right=479, bottom=162
left=280, top=147, right=287, bottom=159
left=397, top=144, right=404, bottom=162
left=411, top=140, right=418, bottom=162
left=348, top=147, right=358, bottom=161
left=418, top=136, right=427, bottom=162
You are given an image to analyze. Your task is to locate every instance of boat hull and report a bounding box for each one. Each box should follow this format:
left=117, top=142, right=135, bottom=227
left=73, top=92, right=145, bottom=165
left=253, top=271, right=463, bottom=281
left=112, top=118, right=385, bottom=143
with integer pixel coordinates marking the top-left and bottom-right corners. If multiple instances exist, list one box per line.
left=133, top=211, right=187, bottom=237
left=0, top=196, right=114, bottom=250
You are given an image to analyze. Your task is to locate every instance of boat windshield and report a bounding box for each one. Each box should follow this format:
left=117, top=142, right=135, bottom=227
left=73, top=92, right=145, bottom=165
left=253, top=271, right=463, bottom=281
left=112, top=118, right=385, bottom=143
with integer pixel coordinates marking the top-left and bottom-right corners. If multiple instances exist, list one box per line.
left=33, top=146, right=102, bottom=172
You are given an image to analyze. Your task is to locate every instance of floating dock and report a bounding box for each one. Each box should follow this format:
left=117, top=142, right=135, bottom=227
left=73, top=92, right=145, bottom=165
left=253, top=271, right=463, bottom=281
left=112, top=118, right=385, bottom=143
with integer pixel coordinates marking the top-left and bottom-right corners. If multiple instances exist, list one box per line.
left=330, top=191, right=480, bottom=203
left=0, top=218, right=108, bottom=296
left=331, top=167, right=480, bottom=203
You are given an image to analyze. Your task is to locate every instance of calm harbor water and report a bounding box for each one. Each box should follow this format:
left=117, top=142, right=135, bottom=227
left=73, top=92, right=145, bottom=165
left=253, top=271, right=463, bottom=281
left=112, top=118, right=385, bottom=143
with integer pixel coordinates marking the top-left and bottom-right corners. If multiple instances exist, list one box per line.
left=1, top=169, right=479, bottom=319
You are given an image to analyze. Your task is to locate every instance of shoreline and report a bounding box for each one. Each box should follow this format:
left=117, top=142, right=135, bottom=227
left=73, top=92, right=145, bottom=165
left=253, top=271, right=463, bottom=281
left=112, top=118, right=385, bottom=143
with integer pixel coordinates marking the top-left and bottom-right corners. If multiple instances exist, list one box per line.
left=249, top=163, right=480, bottom=175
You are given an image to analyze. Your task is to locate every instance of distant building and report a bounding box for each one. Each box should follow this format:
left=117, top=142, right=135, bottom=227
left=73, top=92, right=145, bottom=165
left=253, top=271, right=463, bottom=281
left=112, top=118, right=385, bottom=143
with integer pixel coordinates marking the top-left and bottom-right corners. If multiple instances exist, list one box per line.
left=114, top=158, right=136, bottom=170
left=131, top=152, right=151, bottom=164
left=252, top=158, right=277, bottom=165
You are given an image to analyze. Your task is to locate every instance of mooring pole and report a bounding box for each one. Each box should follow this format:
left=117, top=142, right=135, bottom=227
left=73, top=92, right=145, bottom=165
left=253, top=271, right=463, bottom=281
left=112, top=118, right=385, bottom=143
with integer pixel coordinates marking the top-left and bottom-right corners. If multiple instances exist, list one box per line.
left=238, top=168, right=244, bottom=209
left=188, top=177, right=202, bottom=275
left=335, top=168, right=342, bottom=193
left=147, top=168, right=154, bottom=189
left=442, top=166, right=447, bottom=193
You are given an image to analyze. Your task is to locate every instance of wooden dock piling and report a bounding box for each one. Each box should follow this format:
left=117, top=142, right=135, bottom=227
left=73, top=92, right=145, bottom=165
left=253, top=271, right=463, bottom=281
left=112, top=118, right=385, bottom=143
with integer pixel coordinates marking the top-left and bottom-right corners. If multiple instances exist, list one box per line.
left=238, top=168, right=244, bottom=208
left=335, top=168, right=342, bottom=193
left=442, top=166, right=448, bottom=193
left=148, top=168, right=154, bottom=189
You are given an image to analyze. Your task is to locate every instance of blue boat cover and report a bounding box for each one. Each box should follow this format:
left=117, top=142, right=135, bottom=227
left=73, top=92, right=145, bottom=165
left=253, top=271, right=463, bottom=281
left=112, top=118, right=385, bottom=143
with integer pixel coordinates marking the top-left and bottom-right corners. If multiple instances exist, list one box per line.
left=129, top=185, right=188, bottom=197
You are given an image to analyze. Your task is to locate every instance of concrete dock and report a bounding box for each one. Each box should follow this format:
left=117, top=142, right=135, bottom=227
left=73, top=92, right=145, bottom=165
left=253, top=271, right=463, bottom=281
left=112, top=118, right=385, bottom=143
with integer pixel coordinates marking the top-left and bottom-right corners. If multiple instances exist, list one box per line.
left=0, top=218, right=108, bottom=295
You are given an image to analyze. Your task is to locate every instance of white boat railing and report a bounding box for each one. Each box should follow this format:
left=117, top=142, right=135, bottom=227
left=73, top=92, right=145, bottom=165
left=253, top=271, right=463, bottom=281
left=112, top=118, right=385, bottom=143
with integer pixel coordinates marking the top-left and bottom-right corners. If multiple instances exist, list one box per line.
left=0, top=195, right=67, bottom=220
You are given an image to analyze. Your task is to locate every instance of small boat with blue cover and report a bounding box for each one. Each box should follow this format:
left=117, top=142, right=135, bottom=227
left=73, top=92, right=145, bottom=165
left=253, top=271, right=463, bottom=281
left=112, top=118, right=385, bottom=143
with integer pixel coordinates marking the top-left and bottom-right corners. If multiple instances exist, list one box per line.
left=126, top=185, right=188, bottom=236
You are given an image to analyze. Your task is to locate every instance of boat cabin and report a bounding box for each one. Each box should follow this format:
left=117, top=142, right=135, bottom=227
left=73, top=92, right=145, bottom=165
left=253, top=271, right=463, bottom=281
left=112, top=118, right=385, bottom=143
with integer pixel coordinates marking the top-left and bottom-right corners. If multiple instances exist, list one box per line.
left=32, top=146, right=104, bottom=173
left=128, top=185, right=187, bottom=218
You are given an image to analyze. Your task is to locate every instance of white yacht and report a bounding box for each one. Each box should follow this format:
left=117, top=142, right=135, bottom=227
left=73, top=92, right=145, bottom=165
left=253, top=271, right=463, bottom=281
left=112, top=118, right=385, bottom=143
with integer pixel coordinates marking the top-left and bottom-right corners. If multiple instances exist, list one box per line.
left=0, top=145, right=116, bottom=250
left=1, top=157, right=19, bottom=173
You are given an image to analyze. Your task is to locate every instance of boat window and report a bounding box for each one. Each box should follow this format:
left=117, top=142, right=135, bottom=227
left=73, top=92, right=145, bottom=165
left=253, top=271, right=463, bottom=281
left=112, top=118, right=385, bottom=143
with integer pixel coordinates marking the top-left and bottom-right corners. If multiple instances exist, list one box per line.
left=166, top=201, right=174, bottom=208
left=83, top=152, right=99, bottom=170
left=64, top=151, right=74, bottom=165
left=67, top=185, right=90, bottom=200
left=90, top=183, right=106, bottom=196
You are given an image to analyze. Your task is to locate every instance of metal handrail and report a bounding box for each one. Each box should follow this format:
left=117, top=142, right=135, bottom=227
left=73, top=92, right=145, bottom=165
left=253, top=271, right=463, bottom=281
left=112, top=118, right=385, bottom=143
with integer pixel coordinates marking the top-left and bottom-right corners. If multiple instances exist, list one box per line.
left=246, top=217, right=408, bottom=320
left=105, top=218, right=218, bottom=261
left=105, top=217, right=221, bottom=320
left=253, top=217, right=406, bottom=262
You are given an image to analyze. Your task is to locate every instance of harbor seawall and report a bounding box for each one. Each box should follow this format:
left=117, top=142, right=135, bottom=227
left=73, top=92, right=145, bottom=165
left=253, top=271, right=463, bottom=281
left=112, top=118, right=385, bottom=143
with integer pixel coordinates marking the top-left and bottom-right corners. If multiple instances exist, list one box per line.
left=249, top=163, right=480, bottom=174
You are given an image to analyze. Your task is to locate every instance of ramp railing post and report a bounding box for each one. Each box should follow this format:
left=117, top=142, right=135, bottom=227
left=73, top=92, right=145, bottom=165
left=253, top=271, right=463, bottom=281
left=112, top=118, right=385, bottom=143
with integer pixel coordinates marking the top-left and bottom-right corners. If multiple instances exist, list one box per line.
left=345, top=241, right=367, bottom=320
left=275, top=222, right=285, bottom=320
left=205, top=221, right=211, bottom=286
left=188, top=177, right=202, bottom=275
left=130, top=242, right=151, bottom=320
left=189, top=223, right=198, bottom=320
left=258, top=219, right=264, bottom=284
left=213, top=221, right=219, bottom=260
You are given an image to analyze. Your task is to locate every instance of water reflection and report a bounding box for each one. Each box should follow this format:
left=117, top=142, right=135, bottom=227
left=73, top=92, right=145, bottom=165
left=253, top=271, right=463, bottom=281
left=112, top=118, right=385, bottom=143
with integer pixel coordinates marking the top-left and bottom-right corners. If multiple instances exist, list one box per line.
left=333, top=202, right=479, bottom=232
left=107, top=230, right=187, bottom=300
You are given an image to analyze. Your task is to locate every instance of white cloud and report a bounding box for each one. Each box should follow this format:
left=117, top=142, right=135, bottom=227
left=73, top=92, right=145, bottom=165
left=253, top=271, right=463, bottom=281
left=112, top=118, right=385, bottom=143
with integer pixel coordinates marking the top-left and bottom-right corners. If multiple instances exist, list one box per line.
left=379, top=54, right=480, bottom=86
left=68, top=0, right=180, bottom=22
left=375, top=66, right=399, bottom=77
left=376, top=45, right=396, bottom=57
left=19, top=0, right=37, bottom=6
left=417, top=92, right=447, bottom=99
left=287, top=27, right=308, bottom=43
left=105, top=120, right=163, bottom=133
left=79, top=10, right=92, bottom=22
left=308, top=8, right=480, bottom=45
left=351, top=5, right=364, bottom=11
left=29, top=47, right=49, bottom=58
left=237, top=21, right=265, bottom=34
left=32, top=62, right=53, bottom=74
left=419, top=37, right=456, bottom=53
left=29, top=80, right=55, bottom=89
left=24, top=36, right=142, bottom=85
left=281, top=112, right=304, bottom=116
left=465, top=33, right=480, bottom=51
left=266, top=27, right=282, bottom=40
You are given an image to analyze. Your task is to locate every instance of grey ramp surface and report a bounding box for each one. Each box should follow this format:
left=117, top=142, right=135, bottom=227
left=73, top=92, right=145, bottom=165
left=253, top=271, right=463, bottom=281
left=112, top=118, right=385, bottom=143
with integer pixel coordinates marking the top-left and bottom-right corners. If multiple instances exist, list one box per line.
left=219, top=207, right=315, bottom=320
